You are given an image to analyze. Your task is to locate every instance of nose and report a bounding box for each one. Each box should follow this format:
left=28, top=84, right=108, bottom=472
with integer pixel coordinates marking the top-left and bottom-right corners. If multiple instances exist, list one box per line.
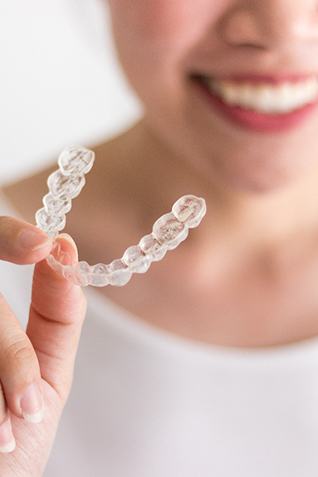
left=220, top=0, right=318, bottom=50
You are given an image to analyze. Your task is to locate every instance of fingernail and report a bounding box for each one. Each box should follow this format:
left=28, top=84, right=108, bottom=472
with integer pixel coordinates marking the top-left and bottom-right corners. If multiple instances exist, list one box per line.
left=0, top=415, right=16, bottom=453
left=20, top=382, right=44, bottom=424
left=59, top=234, right=78, bottom=261
left=18, top=229, right=50, bottom=251
left=51, top=240, right=72, bottom=265
left=51, top=234, right=77, bottom=265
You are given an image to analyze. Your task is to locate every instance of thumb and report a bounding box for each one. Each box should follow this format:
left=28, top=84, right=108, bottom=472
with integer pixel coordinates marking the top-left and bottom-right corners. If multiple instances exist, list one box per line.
left=27, top=233, right=88, bottom=400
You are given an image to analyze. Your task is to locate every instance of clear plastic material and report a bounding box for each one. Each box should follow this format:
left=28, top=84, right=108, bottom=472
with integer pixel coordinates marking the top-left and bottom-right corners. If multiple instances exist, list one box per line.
left=35, top=146, right=207, bottom=287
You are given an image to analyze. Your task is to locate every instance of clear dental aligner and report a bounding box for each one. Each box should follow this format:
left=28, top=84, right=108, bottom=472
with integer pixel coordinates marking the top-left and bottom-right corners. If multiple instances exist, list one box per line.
left=35, top=145, right=207, bottom=287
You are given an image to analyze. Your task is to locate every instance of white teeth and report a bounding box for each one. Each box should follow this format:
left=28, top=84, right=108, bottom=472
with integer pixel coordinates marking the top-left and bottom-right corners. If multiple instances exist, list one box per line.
left=207, top=77, right=318, bottom=114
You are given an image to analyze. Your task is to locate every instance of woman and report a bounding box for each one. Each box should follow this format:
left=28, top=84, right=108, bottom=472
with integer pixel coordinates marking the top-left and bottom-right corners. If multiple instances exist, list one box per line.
left=1, top=0, right=318, bottom=475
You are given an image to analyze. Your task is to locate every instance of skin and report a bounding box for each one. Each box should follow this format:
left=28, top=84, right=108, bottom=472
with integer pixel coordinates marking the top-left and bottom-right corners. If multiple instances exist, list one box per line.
left=108, top=0, right=318, bottom=192
left=1, top=0, right=318, bottom=468
left=0, top=225, right=87, bottom=472
left=99, top=0, right=318, bottom=346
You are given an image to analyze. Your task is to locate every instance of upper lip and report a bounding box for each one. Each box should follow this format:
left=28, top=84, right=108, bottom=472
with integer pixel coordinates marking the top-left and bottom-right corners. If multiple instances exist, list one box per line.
left=190, top=72, right=317, bottom=84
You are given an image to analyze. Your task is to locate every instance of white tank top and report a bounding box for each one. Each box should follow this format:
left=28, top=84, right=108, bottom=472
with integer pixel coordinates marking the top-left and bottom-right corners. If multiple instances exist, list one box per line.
left=1, top=187, right=318, bottom=477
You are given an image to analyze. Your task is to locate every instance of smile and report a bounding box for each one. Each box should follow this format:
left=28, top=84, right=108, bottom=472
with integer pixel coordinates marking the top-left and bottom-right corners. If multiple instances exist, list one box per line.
left=190, top=73, right=318, bottom=133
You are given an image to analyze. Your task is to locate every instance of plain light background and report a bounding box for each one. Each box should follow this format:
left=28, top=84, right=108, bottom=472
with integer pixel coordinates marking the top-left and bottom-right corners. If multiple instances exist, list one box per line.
left=0, top=0, right=142, bottom=184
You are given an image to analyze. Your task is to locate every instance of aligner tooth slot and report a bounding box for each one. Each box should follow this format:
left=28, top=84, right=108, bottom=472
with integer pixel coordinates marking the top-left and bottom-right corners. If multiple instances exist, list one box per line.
left=90, top=263, right=110, bottom=287
left=139, top=233, right=167, bottom=262
left=71, top=262, right=89, bottom=287
left=122, top=245, right=151, bottom=273
left=107, top=259, right=132, bottom=286
left=58, top=146, right=95, bottom=176
left=152, top=212, right=188, bottom=250
left=48, top=170, right=86, bottom=199
left=43, top=192, right=72, bottom=216
left=172, top=195, right=207, bottom=228
left=35, top=208, right=66, bottom=235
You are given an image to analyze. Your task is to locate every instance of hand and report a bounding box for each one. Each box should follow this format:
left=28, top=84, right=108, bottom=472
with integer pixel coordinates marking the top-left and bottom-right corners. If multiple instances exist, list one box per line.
left=0, top=216, right=87, bottom=476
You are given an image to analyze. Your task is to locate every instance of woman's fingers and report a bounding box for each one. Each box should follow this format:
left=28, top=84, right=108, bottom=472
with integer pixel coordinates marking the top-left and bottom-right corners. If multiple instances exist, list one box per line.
left=0, top=292, right=43, bottom=423
left=0, top=214, right=55, bottom=440
left=0, top=219, right=87, bottom=425
left=27, top=233, right=87, bottom=402
left=0, top=216, right=53, bottom=264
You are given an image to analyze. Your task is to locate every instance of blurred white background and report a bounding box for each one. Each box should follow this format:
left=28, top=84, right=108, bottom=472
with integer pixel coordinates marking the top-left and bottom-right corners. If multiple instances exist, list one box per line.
left=0, top=0, right=142, bottom=184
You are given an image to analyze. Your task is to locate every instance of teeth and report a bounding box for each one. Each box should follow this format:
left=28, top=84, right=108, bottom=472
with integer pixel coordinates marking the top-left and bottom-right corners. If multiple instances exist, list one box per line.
left=206, top=77, right=318, bottom=114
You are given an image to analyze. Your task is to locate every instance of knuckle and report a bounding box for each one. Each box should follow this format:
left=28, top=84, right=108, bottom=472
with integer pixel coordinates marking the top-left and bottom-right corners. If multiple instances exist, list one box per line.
left=5, top=336, right=35, bottom=366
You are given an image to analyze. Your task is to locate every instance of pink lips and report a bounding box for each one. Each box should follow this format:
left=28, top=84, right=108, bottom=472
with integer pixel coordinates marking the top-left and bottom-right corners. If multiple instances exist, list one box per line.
left=191, top=74, right=318, bottom=133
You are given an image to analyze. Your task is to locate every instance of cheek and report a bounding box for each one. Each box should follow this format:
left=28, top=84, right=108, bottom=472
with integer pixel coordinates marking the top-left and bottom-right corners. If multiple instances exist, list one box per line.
left=109, top=1, right=195, bottom=43
left=108, top=0, right=221, bottom=70
left=109, top=0, right=210, bottom=108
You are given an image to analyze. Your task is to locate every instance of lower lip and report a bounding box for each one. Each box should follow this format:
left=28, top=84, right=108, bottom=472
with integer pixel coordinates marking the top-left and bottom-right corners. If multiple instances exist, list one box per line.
left=192, top=78, right=318, bottom=133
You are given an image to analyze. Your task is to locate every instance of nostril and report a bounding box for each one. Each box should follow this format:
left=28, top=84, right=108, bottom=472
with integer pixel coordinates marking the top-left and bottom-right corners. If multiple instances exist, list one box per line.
left=218, top=7, right=268, bottom=50
left=233, top=42, right=267, bottom=50
left=219, top=3, right=318, bottom=51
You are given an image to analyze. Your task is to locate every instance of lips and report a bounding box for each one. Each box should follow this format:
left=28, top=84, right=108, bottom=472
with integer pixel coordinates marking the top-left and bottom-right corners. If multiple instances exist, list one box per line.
left=190, top=73, right=318, bottom=133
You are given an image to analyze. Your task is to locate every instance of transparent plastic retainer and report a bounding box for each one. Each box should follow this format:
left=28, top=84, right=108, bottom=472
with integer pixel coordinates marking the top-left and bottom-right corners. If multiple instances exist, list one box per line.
left=35, top=146, right=207, bottom=287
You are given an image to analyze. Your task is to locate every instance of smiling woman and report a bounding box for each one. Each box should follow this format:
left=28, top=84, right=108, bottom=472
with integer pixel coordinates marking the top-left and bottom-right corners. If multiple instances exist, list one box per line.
left=2, top=0, right=318, bottom=476
left=108, top=0, right=318, bottom=192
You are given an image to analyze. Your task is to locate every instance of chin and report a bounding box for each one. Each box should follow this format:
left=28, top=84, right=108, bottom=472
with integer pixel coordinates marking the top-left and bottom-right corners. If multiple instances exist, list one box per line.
left=194, top=149, right=307, bottom=195
left=201, top=139, right=318, bottom=196
left=215, top=163, right=308, bottom=196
